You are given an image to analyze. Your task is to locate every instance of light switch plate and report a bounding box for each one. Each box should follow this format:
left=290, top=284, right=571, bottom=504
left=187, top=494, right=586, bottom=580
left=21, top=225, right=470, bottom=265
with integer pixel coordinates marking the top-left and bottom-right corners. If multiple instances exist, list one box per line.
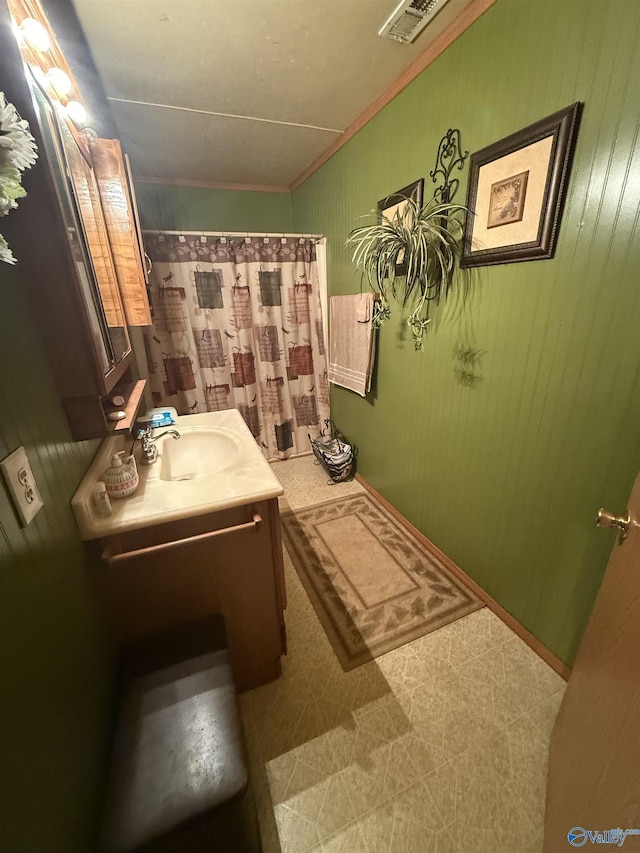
left=1, top=446, right=44, bottom=526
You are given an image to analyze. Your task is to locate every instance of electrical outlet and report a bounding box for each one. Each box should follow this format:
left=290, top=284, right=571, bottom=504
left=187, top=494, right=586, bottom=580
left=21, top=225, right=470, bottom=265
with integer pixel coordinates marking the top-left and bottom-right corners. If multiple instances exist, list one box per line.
left=0, top=446, right=44, bottom=526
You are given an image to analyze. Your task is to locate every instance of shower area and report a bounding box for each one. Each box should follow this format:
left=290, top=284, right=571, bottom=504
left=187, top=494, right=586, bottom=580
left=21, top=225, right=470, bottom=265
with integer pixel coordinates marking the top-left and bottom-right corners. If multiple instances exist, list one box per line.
left=139, top=230, right=330, bottom=461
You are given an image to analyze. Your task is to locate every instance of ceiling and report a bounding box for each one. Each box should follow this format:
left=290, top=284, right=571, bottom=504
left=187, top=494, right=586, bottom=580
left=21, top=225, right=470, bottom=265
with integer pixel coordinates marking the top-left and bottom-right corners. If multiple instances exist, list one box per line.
left=71, top=0, right=479, bottom=189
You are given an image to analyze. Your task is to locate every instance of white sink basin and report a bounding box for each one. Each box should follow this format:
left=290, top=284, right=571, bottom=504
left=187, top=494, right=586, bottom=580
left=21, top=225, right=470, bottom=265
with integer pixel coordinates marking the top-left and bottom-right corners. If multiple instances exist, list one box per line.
left=158, top=428, right=241, bottom=481
left=71, top=409, right=284, bottom=540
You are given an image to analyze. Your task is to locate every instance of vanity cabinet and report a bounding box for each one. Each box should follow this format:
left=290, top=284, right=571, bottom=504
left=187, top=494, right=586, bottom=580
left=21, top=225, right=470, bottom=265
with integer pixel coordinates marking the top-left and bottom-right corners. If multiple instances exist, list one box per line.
left=93, top=498, right=287, bottom=692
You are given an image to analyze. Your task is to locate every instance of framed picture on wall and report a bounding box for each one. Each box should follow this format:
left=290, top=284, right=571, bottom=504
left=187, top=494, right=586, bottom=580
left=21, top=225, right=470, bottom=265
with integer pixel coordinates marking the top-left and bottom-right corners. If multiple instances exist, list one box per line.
left=461, top=102, right=582, bottom=267
left=378, top=178, right=424, bottom=275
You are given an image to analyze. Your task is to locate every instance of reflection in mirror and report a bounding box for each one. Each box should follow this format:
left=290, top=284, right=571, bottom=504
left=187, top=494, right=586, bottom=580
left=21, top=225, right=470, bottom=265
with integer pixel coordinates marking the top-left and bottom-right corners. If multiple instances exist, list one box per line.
left=26, top=67, right=130, bottom=374
left=56, top=115, right=130, bottom=362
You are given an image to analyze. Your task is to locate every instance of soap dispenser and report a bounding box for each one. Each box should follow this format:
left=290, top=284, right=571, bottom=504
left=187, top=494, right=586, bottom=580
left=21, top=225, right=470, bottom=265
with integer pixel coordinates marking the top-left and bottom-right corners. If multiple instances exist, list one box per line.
left=102, top=451, right=139, bottom=499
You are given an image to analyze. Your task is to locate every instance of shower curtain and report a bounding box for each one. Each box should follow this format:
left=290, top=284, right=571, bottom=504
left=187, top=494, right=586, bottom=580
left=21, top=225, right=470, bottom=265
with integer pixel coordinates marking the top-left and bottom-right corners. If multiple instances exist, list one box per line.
left=141, top=232, right=330, bottom=461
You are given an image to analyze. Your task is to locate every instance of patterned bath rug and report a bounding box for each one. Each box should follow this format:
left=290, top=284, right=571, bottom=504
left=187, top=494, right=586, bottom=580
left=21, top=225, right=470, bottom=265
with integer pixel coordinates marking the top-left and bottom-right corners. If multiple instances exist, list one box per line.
left=281, top=493, right=484, bottom=670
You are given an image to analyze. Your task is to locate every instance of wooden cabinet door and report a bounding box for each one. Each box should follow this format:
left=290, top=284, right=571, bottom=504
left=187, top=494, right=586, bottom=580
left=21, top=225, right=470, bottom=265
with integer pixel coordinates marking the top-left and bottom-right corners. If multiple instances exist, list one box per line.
left=94, top=499, right=286, bottom=692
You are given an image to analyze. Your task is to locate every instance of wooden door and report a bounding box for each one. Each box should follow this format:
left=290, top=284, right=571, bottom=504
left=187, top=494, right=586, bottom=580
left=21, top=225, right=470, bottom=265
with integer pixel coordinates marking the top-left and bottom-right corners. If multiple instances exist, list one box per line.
left=544, top=470, right=640, bottom=850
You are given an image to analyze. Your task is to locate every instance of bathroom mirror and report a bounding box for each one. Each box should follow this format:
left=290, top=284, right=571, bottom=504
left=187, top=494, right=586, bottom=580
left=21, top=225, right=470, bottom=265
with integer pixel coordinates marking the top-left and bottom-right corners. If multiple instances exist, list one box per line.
left=26, top=66, right=131, bottom=375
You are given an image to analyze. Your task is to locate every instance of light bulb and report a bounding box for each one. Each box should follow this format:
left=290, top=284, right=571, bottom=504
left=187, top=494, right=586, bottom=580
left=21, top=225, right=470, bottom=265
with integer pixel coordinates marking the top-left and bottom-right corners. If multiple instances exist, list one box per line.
left=47, top=67, right=72, bottom=96
left=65, top=100, right=87, bottom=125
left=20, top=18, right=51, bottom=52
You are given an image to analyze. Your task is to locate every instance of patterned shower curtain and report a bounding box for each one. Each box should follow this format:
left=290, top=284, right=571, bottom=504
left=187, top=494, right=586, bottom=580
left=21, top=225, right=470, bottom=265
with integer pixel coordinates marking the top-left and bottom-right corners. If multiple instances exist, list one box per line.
left=141, top=233, right=330, bottom=461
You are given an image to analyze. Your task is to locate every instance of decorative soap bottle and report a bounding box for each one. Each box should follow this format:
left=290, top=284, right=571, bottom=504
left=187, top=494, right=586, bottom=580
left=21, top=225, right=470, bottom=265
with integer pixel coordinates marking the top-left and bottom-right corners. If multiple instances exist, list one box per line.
left=102, top=451, right=139, bottom=499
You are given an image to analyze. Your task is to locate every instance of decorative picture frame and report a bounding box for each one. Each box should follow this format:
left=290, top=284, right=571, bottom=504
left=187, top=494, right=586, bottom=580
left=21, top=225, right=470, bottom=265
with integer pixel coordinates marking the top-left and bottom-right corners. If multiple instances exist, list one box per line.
left=378, top=178, right=424, bottom=275
left=461, top=102, right=582, bottom=267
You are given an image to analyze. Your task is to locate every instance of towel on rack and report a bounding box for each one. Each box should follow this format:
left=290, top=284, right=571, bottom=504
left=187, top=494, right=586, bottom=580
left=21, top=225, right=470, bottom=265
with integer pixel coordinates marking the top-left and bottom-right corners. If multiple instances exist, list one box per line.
left=328, top=293, right=376, bottom=397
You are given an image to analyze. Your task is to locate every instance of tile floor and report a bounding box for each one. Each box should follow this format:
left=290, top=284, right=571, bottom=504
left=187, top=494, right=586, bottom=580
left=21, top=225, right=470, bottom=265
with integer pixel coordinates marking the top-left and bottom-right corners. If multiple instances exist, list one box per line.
left=239, top=455, right=565, bottom=853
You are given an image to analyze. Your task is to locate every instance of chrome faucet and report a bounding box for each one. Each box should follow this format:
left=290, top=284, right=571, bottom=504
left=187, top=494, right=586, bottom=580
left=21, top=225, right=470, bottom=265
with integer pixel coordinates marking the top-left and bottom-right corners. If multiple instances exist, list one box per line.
left=137, top=426, right=181, bottom=465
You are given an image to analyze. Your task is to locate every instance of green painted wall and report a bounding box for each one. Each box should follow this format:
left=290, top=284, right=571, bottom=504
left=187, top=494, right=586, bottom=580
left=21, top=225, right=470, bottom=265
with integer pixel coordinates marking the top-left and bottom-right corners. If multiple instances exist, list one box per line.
left=0, top=263, right=112, bottom=851
left=292, top=0, right=640, bottom=665
left=135, top=182, right=294, bottom=233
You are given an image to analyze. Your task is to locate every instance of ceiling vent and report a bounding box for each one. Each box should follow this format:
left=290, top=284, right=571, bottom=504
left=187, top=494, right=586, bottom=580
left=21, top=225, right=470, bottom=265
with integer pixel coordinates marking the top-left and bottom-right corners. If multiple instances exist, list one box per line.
left=378, top=0, right=452, bottom=44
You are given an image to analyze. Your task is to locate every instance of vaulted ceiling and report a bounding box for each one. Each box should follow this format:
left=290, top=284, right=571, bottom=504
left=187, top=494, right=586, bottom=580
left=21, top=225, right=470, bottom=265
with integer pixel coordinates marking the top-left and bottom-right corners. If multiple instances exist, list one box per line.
left=72, top=0, right=482, bottom=189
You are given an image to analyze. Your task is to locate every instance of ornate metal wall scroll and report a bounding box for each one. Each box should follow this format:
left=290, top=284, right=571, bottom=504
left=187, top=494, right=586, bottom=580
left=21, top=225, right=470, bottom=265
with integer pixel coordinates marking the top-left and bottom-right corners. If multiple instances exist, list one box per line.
left=430, top=128, right=468, bottom=204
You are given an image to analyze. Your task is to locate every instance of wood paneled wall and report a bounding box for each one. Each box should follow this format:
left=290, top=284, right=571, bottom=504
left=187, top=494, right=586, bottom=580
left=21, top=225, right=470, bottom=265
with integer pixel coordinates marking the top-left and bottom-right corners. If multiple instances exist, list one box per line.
left=292, top=0, right=640, bottom=666
left=0, top=260, right=114, bottom=851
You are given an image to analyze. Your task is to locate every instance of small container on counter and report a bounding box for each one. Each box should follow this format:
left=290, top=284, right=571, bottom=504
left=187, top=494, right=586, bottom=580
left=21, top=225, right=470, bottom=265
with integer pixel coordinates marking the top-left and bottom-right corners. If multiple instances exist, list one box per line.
left=135, top=406, right=178, bottom=431
left=92, top=481, right=112, bottom=517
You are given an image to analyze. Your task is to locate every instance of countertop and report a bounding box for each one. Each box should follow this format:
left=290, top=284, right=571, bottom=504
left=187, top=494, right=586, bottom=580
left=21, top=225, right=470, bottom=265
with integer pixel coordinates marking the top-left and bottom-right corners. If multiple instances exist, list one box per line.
left=71, top=409, right=284, bottom=541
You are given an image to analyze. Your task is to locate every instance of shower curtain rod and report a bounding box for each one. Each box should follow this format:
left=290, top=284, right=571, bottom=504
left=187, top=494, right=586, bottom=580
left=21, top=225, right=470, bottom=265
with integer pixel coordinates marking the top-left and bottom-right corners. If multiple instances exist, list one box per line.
left=142, top=229, right=324, bottom=239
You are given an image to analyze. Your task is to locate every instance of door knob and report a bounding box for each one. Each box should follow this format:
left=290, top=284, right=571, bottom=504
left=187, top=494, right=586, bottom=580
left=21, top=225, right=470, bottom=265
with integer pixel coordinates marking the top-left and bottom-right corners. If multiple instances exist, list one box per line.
left=596, top=508, right=631, bottom=542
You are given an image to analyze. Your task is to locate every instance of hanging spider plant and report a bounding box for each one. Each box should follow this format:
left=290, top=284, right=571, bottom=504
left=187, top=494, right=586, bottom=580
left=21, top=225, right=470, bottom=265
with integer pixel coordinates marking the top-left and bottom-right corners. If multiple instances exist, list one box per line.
left=346, top=196, right=467, bottom=350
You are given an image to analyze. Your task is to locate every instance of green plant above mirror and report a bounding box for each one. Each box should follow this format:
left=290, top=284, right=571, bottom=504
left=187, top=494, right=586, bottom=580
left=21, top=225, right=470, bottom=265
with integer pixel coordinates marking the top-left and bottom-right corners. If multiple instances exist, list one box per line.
left=346, top=196, right=467, bottom=350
